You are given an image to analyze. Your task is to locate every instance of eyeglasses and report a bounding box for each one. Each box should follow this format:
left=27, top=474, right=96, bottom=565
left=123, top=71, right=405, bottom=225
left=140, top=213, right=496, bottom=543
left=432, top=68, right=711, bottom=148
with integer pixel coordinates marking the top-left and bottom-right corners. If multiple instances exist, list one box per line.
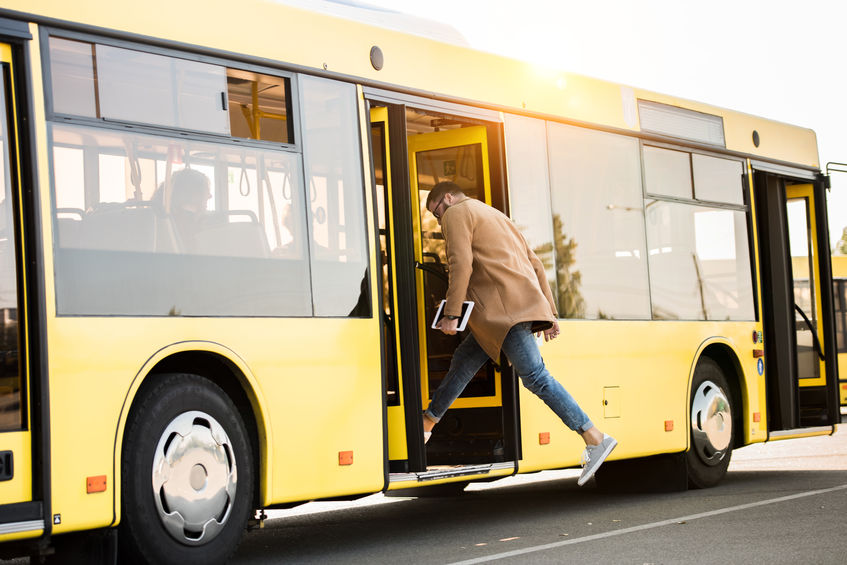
left=430, top=196, right=446, bottom=220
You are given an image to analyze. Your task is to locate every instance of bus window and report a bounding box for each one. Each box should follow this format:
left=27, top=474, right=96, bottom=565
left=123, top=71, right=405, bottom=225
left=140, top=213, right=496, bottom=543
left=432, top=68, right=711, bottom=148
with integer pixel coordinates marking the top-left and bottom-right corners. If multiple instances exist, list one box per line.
left=692, top=154, right=745, bottom=205
left=835, top=279, right=846, bottom=353
left=48, top=37, right=97, bottom=118
left=300, top=76, right=370, bottom=317
left=504, top=114, right=557, bottom=307
left=646, top=202, right=754, bottom=320
left=95, top=44, right=229, bottom=134
left=547, top=123, right=650, bottom=320
left=48, top=37, right=294, bottom=144
left=644, top=146, right=752, bottom=321
left=226, top=69, right=292, bottom=143
left=643, top=146, right=693, bottom=200
left=50, top=124, right=311, bottom=316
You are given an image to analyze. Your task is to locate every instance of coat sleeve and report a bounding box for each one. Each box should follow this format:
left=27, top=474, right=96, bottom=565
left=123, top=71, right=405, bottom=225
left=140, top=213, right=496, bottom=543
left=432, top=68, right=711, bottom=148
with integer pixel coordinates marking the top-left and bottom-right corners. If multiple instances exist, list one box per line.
left=442, top=207, right=474, bottom=317
left=526, top=238, right=559, bottom=318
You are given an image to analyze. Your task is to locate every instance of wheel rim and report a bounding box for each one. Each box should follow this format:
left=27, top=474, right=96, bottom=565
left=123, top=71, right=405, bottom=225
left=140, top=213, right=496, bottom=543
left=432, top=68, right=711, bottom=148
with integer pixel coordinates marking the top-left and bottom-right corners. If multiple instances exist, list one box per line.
left=152, top=410, right=238, bottom=545
left=690, top=380, right=732, bottom=466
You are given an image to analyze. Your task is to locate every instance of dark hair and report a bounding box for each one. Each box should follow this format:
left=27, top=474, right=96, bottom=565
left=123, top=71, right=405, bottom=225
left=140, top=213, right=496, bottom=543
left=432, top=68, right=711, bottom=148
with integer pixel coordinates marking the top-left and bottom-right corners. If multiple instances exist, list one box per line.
left=170, top=168, right=210, bottom=210
left=426, top=181, right=464, bottom=210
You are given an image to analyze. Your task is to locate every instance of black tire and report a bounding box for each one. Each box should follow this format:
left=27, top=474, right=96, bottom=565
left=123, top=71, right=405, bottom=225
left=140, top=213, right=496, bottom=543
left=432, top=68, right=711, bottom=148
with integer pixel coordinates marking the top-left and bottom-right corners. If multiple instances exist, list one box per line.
left=119, top=373, right=254, bottom=565
left=686, top=357, right=734, bottom=488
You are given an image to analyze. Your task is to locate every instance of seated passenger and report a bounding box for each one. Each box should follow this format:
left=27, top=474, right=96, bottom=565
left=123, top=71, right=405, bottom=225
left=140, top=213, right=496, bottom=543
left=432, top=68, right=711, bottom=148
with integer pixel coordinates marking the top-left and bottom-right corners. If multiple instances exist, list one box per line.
left=153, top=168, right=212, bottom=252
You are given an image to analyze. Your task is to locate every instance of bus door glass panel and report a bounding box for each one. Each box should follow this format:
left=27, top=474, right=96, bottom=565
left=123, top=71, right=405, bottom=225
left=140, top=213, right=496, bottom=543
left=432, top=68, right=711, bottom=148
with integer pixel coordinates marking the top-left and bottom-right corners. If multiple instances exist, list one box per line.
left=786, top=187, right=825, bottom=385
left=406, top=123, right=500, bottom=411
left=0, top=45, right=32, bottom=505
left=370, top=106, right=407, bottom=461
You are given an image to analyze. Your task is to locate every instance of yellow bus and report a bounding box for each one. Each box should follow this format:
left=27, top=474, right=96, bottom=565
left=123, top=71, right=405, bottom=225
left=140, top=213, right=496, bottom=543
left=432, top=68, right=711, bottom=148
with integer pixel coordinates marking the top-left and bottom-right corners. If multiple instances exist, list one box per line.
left=0, top=0, right=840, bottom=562
left=832, top=255, right=847, bottom=405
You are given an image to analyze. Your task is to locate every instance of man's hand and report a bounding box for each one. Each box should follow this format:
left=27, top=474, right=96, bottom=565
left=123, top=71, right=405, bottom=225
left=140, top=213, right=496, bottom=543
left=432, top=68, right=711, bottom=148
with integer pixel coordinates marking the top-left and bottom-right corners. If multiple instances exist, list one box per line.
left=539, top=320, right=560, bottom=342
left=436, top=317, right=460, bottom=335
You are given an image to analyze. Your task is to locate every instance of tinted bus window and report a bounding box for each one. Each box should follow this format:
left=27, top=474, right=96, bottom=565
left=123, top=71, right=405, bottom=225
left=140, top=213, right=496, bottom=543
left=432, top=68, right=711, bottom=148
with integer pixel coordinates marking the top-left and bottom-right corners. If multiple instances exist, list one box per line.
left=300, top=76, right=370, bottom=317
left=646, top=202, right=754, bottom=320
left=504, top=114, right=558, bottom=307
left=547, top=123, right=650, bottom=320
left=50, top=124, right=311, bottom=316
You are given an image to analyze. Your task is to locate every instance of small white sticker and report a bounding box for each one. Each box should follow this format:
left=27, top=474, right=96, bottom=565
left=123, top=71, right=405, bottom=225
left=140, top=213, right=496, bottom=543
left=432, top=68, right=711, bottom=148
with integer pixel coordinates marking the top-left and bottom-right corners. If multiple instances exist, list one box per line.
left=53, top=514, right=61, bottom=525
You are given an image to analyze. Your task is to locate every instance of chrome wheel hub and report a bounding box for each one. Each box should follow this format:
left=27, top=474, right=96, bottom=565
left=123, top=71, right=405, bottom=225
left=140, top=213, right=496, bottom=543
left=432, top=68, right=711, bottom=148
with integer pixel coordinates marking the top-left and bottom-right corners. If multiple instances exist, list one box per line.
left=152, top=411, right=237, bottom=545
left=691, top=380, right=732, bottom=466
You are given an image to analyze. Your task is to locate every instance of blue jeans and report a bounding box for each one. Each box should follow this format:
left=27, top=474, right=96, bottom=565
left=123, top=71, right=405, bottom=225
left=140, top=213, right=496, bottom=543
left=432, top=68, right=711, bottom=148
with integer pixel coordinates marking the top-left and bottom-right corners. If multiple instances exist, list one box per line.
left=425, top=322, right=593, bottom=433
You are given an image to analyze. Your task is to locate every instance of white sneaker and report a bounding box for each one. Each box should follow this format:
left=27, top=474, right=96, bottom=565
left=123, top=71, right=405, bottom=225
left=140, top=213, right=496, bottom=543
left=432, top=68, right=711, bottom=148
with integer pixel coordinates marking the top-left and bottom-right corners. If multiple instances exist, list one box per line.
left=577, top=434, right=617, bottom=486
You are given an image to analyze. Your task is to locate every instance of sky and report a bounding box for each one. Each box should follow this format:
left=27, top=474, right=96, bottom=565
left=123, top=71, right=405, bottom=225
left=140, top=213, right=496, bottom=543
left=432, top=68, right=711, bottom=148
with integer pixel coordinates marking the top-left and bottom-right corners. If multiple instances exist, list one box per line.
left=356, top=0, right=847, bottom=250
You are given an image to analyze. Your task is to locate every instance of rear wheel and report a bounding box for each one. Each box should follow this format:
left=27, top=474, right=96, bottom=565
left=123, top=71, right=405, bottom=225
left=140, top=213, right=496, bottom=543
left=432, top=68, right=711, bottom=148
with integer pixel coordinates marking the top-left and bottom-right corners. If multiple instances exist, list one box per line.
left=119, top=373, right=254, bottom=565
left=686, top=357, right=734, bottom=488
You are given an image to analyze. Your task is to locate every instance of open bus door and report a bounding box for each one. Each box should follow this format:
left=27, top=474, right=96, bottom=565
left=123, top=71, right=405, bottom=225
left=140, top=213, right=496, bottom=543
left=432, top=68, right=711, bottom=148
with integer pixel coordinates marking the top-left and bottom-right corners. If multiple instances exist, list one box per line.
left=369, top=100, right=519, bottom=482
left=753, top=171, right=840, bottom=435
left=0, top=39, right=45, bottom=540
left=406, top=124, right=506, bottom=465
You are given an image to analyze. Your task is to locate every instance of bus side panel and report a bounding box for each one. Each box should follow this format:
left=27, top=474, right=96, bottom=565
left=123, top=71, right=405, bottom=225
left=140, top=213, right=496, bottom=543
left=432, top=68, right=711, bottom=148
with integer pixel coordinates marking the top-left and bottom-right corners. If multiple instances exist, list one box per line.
left=46, top=317, right=385, bottom=533
left=517, top=321, right=764, bottom=474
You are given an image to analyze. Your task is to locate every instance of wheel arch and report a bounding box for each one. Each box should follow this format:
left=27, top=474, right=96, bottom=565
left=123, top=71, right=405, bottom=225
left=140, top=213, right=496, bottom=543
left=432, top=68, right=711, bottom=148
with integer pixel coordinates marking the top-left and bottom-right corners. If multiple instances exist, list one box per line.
left=112, top=342, right=271, bottom=526
left=690, top=340, right=746, bottom=450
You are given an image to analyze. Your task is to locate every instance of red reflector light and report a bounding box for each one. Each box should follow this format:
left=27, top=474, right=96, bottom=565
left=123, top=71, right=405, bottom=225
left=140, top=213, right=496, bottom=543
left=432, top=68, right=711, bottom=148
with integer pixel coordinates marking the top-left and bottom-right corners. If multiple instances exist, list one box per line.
left=753, top=349, right=764, bottom=358
left=86, top=475, right=107, bottom=494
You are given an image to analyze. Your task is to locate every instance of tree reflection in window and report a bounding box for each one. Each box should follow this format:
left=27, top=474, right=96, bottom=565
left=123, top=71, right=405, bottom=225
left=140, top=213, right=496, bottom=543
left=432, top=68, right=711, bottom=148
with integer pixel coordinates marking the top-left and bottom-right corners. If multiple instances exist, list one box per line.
left=534, top=214, right=585, bottom=319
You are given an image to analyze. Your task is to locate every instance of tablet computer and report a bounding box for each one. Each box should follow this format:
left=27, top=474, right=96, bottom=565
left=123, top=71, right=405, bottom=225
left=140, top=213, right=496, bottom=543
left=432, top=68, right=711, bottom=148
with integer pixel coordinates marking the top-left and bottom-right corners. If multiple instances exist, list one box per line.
left=431, top=300, right=474, bottom=331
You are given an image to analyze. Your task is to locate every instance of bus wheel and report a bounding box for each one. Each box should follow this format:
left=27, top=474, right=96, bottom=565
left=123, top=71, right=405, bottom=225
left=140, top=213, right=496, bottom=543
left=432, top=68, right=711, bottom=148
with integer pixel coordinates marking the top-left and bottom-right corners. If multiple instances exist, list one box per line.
left=119, top=373, right=254, bottom=565
left=686, top=357, right=734, bottom=489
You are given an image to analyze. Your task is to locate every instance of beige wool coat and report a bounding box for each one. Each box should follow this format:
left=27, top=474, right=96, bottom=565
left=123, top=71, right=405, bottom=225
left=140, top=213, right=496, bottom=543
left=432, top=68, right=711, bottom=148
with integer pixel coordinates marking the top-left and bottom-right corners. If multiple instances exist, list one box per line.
left=441, top=198, right=558, bottom=360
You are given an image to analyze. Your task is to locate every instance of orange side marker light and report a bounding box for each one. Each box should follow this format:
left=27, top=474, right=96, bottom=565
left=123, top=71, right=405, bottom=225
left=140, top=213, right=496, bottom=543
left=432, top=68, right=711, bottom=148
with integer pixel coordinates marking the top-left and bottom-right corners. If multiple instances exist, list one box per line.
left=753, top=412, right=761, bottom=422
left=538, top=432, right=550, bottom=445
left=338, top=451, right=354, bottom=466
left=664, top=420, right=674, bottom=432
left=87, top=475, right=107, bottom=494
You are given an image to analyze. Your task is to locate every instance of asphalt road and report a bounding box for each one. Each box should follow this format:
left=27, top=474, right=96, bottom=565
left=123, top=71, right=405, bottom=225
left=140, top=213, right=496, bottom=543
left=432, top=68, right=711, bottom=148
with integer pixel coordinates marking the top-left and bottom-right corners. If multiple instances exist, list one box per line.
left=233, top=422, right=847, bottom=564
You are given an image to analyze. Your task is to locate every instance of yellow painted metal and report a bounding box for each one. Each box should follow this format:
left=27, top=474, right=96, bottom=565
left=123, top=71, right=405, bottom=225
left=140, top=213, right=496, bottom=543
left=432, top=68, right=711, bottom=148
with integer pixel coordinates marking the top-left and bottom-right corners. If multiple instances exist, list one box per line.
left=370, top=105, right=408, bottom=462
left=0, top=433, right=32, bottom=508
left=769, top=427, right=835, bottom=441
left=0, top=41, right=34, bottom=514
left=47, top=317, right=385, bottom=532
left=786, top=184, right=827, bottom=387
left=839, top=353, right=847, bottom=405
left=406, top=126, right=499, bottom=411
left=516, top=320, right=763, bottom=473
left=12, top=0, right=819, bottom=166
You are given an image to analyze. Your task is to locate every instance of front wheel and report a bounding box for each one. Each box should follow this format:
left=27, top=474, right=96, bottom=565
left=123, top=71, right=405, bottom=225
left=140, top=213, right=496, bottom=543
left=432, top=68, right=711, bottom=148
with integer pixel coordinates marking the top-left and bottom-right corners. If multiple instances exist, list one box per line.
left=686, top=357, right=734, bottom=488
left=119, top=374, right=254, bottom=565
